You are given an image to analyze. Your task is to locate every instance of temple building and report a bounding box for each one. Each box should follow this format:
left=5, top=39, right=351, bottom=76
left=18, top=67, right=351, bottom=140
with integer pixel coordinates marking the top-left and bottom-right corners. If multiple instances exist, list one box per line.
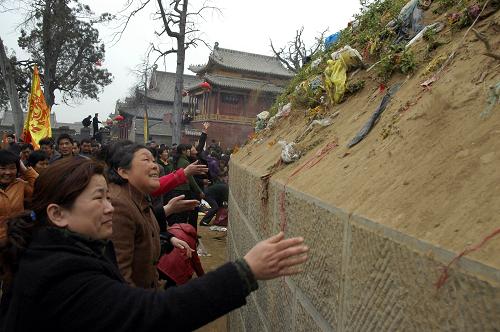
left=184, top=43, right=294, bottom=148
left=115, top=70, right=202, bottom=144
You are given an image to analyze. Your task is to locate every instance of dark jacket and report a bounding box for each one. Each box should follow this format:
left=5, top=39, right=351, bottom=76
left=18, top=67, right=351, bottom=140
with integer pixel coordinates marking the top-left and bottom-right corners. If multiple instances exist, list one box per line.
left=0, top=227, right=254, bottom=332
left=205, top=183, right=229, bottom=206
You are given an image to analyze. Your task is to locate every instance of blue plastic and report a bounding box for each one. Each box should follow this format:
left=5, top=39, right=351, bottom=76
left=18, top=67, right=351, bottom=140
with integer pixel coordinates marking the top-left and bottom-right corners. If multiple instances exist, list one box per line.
left=324, top=32, right=341, bottom=48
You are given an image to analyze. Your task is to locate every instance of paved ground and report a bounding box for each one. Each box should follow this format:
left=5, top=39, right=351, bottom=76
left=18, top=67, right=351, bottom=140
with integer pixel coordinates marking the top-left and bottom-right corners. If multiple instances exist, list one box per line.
left=195, top=222, right=228, bottom=332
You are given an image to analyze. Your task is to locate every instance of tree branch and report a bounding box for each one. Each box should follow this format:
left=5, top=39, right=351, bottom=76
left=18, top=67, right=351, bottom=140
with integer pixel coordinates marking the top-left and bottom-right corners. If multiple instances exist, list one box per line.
left=157, top=0, right=180, bottom=38
left=270, top=39, right=297, bottom=73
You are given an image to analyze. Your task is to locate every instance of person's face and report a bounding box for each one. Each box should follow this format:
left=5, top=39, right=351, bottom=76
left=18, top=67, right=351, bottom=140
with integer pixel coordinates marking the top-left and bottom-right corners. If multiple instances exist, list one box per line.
left=20, top=148, right=31, bottom=161
left=34, top=159, right=49, bottom=174
left=190, top=146, right=197, bottom=156
left=161, top=150, right=169, bottom=161
left=0, top=163, right=17, bottom=186
left=72, top=142, right=80, bottom=155
left=58, top=139, right=73, bottom=157
left=6, top=137, right=14, bottom=144
left=49, top=175, right=114, bottom=240
left=91, top=145, right=99, bottom=154
left=119, top=149, right=160, bottom=194
left=40, top=144, right=53, bottom=157
left=81, top=142, right=92, bottom=154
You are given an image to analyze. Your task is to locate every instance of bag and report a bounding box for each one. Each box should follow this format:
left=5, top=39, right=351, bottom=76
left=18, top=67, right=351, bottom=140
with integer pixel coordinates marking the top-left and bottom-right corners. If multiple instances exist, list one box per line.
left=213, top=208, right=228, bottom=227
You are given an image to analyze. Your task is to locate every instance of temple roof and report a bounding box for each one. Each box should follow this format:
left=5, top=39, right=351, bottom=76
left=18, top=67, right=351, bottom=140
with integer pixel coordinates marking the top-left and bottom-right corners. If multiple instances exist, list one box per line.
left=188, top=46, right=294, bottom=78
left=116, top=100, right=168, bottom=120
left=186, top=74, right=285, bottom=93
left=143, top=71, right=203, bottom=102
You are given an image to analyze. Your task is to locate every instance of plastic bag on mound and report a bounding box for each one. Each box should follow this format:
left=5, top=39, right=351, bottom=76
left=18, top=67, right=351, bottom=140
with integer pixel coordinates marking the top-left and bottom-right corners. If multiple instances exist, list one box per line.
left=278, top=140, right=301, bottom=163
left=325, top=46, right=364, bottom=104
left=267, top=103, right=292, bottom=129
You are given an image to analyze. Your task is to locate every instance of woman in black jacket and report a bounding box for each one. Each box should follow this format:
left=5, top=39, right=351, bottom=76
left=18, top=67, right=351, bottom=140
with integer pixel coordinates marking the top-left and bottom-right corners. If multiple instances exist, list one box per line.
left=0, top=157, right=308, bottom=332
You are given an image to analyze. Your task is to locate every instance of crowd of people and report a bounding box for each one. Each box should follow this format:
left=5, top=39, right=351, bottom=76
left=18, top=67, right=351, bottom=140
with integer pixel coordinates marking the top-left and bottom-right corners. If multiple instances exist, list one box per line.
left=0, top=123, right=308, bottom=331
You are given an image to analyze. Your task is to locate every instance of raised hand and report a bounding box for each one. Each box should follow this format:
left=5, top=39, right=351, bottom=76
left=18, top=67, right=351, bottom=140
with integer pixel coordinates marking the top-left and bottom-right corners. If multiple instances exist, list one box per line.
left=163, top=195, right=199, bottom=216
left=184, top=160, right=208, bottom=177
left=202, top=122, right=210, bottom=133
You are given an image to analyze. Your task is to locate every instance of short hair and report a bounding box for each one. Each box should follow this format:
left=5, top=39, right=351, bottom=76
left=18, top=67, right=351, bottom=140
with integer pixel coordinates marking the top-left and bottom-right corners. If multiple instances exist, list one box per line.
left=80, top=138, right=91, bottom=145
left=57, top=134, right=74, bottom=145
left=7, top=133, right=15, bottom=139
left=73, top=141, right=80, bottom=147
left=26, top=150, right=48, bottom=168
left=20, top=143, right=34, bottom=151
left=39, top=137, right=54, bottom=147
left=0, top=149, right=20, bottom=172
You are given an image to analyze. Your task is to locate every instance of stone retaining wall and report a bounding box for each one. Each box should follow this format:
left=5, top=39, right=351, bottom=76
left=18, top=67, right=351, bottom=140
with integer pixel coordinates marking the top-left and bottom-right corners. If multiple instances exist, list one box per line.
left=227, top=161, right=500, bottom=331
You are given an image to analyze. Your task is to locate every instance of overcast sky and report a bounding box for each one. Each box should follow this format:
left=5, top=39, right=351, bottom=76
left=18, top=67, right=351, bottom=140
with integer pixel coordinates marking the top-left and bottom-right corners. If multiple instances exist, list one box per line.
left=1, top=0, right=360, bottom=124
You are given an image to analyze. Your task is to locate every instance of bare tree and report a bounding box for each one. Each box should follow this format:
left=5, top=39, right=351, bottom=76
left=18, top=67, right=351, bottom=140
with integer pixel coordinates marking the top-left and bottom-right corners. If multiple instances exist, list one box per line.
left=0, top=37, right=24, bottom=137
left=270, top=26, right=327, bottom=73
left=114, top=0, right=219, bottom=144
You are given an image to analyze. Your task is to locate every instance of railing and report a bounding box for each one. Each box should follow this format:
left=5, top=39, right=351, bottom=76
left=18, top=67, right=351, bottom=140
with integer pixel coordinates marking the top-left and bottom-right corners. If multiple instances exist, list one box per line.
left=193, top=114, right=254, bottom=125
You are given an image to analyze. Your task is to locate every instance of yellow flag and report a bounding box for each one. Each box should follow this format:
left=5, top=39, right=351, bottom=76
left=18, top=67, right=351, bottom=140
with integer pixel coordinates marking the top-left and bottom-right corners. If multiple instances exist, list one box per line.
left=23, top=65, right=52, bottom=149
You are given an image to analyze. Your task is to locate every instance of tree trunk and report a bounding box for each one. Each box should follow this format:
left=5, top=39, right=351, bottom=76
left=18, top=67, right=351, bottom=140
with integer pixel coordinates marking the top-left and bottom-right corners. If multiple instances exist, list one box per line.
left=171, top=0, right=188, bottom=145
left=0, top=37, right=24, bottom=137
left=42, top=0, right=56, bottom=108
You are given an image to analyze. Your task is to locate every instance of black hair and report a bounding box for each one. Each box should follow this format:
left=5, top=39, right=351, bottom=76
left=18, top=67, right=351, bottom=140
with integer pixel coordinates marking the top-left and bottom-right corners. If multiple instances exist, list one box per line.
left=26, top=150, right=48, bottom=168
left=38, top=137, right=54, bottom=147
left=7, top=133, right=15, bottom=139
left=104, top=141, right=146, bottom=185
left=80, top=138, right=91, bottom=145
left=0, top=150, right=20, bottom=173
left=20, top=143, right=34, bottom=151
left=173, top=144, right=191, bottom=169
left=147, top=146, right=159, bottom=160
left=56, top=134, right=74, bottom=145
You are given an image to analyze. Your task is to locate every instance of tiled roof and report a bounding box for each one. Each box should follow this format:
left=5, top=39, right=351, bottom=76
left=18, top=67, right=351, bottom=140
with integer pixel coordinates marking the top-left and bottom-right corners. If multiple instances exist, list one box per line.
left=143, top=71, right=203, bottom=102
left=117, top=101, right=172, bottom=120
left=186, top=74, right=285, bottom=94
left=189, top=47, right=294, bottom=78
left=134, top=118, right=172, bottom=136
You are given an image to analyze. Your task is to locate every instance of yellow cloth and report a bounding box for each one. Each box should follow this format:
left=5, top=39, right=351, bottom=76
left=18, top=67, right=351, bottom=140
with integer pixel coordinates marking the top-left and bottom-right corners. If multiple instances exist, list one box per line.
left=23, top=65, right=52, bottom=149
left=324, top=46, right=363, bottom=105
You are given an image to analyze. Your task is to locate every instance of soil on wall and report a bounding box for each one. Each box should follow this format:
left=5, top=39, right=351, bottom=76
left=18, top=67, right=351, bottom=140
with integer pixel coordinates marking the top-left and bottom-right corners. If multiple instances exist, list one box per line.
left=232, top=8, right=500, bottom=273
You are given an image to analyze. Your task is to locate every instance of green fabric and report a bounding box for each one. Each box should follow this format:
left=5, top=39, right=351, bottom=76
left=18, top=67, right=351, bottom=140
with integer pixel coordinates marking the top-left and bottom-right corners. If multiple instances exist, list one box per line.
left=175, top=155, right=202, bottom=194
left=158, top=159, right=174, bottom=174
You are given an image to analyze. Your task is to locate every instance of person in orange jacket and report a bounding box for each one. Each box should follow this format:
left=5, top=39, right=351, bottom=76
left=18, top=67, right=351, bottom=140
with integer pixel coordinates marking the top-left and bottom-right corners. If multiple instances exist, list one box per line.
left=0, top=150, right=38, bottom=245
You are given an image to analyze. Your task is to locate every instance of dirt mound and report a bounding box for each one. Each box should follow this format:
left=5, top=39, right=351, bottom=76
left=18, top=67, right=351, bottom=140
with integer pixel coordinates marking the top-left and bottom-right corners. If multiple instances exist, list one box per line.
left=234, top=3, right=500, bottom=269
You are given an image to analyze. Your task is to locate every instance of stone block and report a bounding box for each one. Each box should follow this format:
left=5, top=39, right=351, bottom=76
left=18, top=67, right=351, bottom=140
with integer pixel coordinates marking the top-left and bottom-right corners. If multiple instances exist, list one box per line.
left=280, top=188, right=345, bottom=329
left=344, top=218, right=500, bottom=331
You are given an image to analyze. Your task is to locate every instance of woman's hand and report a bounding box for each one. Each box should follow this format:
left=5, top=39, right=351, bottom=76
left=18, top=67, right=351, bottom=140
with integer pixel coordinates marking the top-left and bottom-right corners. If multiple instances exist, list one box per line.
left=184, top=160, right=208, bottom=177
left=244, top=232, right=308, bottom=280
left=202, top=122, right=210, bottom=133
left=170, top=237, right=194, bottom=258
left=163, top=195, right=199, bottom=216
